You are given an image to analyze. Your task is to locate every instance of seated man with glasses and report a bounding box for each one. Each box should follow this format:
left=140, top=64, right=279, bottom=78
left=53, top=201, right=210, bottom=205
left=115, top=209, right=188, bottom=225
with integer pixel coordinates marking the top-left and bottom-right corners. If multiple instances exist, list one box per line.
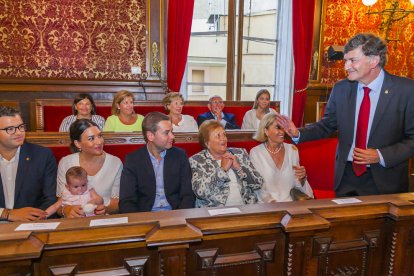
left=197, top=95, right=240, bottom=129
left=0, top=106, right=57, bottom=222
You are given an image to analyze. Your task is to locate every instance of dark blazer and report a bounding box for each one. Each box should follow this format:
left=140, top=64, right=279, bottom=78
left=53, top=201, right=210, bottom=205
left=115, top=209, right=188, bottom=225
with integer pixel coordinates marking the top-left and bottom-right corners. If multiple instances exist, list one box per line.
left=197, top=111, right=240, bottom=129
left=0, top=142, right=57, bottom=210
left=299, top=71, right=414, bottom=194
left=119, top=146, right=195, bottom=213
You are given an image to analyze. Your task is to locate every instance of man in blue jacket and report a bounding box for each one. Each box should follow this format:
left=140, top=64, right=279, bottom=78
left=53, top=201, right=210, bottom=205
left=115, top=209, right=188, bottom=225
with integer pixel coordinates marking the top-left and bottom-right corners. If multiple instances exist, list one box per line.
left=197, top=95, right=240, bottom=129
left=119, top=112, right=195, bottom=213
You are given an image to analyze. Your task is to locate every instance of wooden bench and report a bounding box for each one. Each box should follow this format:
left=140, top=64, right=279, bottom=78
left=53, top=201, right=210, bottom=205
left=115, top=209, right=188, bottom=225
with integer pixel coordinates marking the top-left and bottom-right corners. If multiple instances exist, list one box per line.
left=25, top=131, right=336, bottom=199
left=1, top=193, right=414, bottom=275
left=0, top=100, right=20, bottom=110
left=32, top=99, right=281, bottom=131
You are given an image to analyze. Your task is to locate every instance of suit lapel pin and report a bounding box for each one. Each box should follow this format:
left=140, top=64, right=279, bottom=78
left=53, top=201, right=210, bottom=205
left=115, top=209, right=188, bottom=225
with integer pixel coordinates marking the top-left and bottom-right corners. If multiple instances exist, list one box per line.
left=26, top=157, right=30, bottom=161
left=384, top=90, right=389, bottom=94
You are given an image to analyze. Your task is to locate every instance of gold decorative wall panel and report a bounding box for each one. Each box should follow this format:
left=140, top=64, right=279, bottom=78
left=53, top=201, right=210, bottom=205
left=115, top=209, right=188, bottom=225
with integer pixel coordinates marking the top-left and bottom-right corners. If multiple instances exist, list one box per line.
left=319, top=0, right=414, bottom=85
left=0, top=0, right=146, bottom=80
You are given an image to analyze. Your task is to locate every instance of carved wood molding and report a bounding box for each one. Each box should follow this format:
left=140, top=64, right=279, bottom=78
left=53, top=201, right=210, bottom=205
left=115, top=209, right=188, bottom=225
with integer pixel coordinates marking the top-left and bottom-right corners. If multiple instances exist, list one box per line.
left=312, top=229, right=380, bottom=275
left=49, top=264, right=77, bottom=276
left=124, top=256, right=149, bottom=276
left=159, top=244, right=188, bottom=276
left=196, top=241, right=276, bottom=273
left=48, top=256, right=149, bottom=276
left=25, top=131, right=257, bottom=146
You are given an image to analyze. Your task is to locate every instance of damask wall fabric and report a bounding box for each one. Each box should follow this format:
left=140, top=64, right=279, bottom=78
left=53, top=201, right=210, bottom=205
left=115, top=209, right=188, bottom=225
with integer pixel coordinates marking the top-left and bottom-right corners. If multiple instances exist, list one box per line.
left=319, top=0, right=414, bottom=84
left=0, top=0, right=146, bottom=80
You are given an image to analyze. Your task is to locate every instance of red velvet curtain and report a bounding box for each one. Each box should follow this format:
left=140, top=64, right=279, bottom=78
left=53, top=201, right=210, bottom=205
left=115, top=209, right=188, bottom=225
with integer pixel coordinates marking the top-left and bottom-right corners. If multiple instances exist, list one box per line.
left=292, top=0, right=316, bottom=127
left=167, top=0, right=195, bottom=92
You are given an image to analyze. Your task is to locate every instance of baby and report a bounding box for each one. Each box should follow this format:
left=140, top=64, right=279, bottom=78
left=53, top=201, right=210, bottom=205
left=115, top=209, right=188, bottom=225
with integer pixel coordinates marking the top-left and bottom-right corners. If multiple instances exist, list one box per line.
left=46, top=166, right=103, bottom=217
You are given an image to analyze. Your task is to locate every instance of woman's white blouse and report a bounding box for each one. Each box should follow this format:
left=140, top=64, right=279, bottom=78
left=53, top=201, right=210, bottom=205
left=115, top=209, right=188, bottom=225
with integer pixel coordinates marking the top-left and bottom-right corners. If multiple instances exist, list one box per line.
left=172, top=114, right=198, bottom=132
left=249, top=143, right=313, bottom=202
left=241, top=109, right=277, bottom=130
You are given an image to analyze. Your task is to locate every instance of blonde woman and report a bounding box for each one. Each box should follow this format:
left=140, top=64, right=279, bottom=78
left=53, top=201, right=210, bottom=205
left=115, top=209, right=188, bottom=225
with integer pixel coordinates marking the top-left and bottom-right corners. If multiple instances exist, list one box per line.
left=103, top=90, right=144, bottom=132
left=162, top=92, right=198, bottom=132
left=249, top=113, right=313, bottom=202
left=242, top=89, right=276, bottom=130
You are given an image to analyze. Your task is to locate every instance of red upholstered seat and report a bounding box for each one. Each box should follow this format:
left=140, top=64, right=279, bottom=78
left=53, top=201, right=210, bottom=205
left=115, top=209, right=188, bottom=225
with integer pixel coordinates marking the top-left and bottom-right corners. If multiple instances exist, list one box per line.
left=48, top=138, right=337, bottom=199
left=297, top=138, right=337, bottom=199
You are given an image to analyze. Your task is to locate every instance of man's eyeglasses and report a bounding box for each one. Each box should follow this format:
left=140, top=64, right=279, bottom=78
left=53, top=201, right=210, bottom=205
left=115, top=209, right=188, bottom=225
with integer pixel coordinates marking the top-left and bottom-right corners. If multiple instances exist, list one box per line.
left=210, top=101, right=224, bottom=105
left=0, top=124, right=26, bottom=135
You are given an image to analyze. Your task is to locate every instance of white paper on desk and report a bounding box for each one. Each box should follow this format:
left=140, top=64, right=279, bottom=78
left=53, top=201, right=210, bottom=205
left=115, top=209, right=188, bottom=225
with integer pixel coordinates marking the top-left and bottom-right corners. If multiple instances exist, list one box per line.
left=15, top=222, right=60, bottom=231
left=208, top=207, right=241, bottom=216
left=90, top=217, right=128, bottom=227
left=332, top=198, right=362, bottom=204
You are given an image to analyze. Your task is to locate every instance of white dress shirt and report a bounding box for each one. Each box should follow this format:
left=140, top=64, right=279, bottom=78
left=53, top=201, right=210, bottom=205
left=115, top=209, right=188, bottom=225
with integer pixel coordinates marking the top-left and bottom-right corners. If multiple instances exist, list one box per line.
left=0, top=147, right=20, bottom=214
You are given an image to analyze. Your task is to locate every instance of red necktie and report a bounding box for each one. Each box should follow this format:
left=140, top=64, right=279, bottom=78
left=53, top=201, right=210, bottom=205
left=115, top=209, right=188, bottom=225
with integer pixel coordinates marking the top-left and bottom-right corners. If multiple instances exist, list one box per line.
left=353, top=86, right=371, bottom=176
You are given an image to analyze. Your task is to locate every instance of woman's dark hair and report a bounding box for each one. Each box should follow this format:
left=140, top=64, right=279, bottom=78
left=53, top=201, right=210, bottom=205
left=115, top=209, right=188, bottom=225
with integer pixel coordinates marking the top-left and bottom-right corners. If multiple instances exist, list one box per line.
left=72, top=93, right=97, bottom=115
left=69, top=119, right=99, bottom=153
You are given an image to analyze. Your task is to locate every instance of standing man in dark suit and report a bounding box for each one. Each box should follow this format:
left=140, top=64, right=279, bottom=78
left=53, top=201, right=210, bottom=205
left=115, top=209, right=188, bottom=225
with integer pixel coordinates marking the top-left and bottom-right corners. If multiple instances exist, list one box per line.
left=0, top=106, right=57, bottom=222
left=278, top=33, right=414, bottom=197
left=119, top=112, right=195, bottom=213
left=197, top=95, right=240, bottom=129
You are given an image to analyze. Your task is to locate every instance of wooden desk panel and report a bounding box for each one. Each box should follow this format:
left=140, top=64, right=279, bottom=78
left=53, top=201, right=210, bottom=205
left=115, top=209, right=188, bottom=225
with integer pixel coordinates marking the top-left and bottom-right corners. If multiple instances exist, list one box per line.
left=1, top=194, right=414, bottom=275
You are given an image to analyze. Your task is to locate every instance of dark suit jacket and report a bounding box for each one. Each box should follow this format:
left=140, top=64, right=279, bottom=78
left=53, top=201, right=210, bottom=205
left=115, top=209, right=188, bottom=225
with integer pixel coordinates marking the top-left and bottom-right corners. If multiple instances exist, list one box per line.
left=197, top=111, right=240, bottom=129
left=0, top=142, right=57, bottom=210
left=299, top=71, right=414, bottom=194
left=119, top=146, right=195, bottom=213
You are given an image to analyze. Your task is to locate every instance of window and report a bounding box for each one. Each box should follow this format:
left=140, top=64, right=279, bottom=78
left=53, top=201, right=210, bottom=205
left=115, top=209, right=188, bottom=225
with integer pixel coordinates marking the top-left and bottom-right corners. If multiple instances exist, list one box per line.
left=191, top=69, right=206, bottom=92
left=183, top=0, right=280, bottom=102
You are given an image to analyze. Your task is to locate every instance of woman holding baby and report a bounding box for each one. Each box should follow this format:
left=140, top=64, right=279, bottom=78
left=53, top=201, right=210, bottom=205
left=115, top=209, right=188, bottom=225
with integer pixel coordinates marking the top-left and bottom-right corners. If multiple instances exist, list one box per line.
left=56, top=119, right=122, bottom=218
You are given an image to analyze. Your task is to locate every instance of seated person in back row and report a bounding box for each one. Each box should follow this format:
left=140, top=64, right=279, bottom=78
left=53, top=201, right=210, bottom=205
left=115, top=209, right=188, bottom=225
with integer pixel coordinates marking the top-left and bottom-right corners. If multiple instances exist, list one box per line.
left=46, top=166, right=103, bottom=217
left=119, top=112, right=195, bottom=213
left=197, top=95, right=240, bottom=129
left=59, top=93, right=105, bottom=132
left=0, top=106, right=57, bottom=222
left=103, top=90, right=144, bottom=132
left=162, top=92, right=198, bottom=132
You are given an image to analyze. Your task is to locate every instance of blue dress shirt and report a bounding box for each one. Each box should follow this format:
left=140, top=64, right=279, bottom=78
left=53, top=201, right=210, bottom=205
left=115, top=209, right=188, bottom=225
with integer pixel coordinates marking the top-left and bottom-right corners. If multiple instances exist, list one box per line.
left=147, top=147, right=172, bottom=211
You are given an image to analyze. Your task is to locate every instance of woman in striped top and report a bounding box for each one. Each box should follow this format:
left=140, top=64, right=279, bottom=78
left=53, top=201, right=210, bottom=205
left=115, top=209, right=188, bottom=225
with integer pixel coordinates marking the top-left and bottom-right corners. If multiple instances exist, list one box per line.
left=59, top=93, right=105, bottom=132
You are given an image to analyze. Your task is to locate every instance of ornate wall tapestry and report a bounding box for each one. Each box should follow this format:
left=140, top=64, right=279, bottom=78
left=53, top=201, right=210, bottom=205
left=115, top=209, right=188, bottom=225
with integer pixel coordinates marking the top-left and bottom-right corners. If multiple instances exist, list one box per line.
left=0, top=0, right=146, bottom=80
left=319, top=0, right=414, bottom=85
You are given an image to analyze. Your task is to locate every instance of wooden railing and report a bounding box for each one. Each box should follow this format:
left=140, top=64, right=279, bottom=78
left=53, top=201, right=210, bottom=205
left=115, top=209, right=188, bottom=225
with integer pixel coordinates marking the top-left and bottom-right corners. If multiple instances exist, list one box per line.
left=1, top=193, right=414, bottom=275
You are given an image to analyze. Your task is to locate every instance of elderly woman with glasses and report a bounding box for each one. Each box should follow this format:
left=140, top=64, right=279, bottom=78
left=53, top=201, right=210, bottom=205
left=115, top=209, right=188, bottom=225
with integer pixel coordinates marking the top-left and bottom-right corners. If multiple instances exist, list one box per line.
left=249, top=113, right=313, bottom=202
left=161, top=92, right=198, bottom=132
left=190, top=120, right=263, bottom=208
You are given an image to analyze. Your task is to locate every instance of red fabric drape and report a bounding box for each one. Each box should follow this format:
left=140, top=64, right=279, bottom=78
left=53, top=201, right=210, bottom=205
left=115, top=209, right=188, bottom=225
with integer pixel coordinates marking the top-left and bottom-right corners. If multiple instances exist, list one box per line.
left=292, top=0, right=316, bottom=127
left=167, top=0, right=195, bottom=92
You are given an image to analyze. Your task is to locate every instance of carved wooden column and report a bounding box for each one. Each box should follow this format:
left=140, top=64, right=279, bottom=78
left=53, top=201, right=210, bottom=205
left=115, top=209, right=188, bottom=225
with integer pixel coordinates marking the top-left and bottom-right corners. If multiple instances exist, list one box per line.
left=384, top=204, right=414, bottom=275
left=158, top=244, right=188, bottom=276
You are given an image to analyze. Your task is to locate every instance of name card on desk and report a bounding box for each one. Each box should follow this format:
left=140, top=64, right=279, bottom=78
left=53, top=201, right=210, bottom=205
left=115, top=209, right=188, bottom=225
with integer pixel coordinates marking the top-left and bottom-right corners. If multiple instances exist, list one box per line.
left=90, top=217, right=128, bottom=227
left=208, top=207, right=241, bottom=216
left=332, top=198, right=362, bottom=204
left=15, top=222, right=60, bottom=231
